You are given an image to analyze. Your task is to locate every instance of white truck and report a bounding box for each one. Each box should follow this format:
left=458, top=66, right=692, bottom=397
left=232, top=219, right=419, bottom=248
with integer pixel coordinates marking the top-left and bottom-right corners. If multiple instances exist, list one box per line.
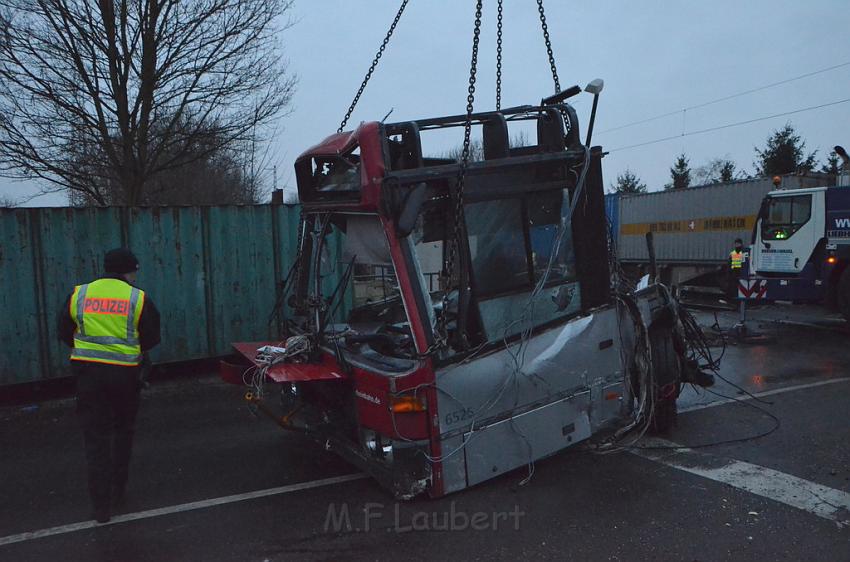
left=747, top=148, right=850, bottom=320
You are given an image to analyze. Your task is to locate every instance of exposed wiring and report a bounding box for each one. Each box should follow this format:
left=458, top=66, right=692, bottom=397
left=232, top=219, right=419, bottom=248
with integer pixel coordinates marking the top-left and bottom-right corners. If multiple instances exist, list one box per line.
left=247, top=335, right=315, bottom=402
left=675, top=304, right=773, bottom=407
left=623, top=385, right=780, bottom=451
left=593, top=293, right=781, bottom=453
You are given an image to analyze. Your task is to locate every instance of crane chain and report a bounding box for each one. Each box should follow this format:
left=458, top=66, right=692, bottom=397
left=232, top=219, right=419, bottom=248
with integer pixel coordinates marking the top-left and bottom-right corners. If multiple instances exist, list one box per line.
left=536, top=0, right=561, bottom=94
left=437, top=0, right=483, bottom=349
left=495, top=0, right=503, bottom=110
left=337, top=0, right=409, bottom=133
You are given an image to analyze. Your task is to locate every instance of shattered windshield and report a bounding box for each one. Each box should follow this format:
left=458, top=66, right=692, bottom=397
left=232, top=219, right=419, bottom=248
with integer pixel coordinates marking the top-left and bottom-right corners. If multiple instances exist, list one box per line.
left=409, top=187, right=580, bottom=347
left=306, top=214, right=416, bottom=366
left=465, top=189, right=579, bottom=340
left=466, top=198, right=531, bottom=296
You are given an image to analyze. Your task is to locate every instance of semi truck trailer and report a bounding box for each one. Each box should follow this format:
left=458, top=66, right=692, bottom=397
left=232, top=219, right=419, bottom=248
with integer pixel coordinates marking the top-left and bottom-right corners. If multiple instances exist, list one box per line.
left=607, top=174, right=833, bottom=290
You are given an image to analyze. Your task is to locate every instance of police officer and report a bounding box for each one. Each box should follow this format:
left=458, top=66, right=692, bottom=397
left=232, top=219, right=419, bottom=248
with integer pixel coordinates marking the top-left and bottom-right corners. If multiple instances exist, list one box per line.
left=726, top=238, right=746, bottom=299
left=58, top=248, right=160, bottom=523
left=729, top=238, right=745, bottom=271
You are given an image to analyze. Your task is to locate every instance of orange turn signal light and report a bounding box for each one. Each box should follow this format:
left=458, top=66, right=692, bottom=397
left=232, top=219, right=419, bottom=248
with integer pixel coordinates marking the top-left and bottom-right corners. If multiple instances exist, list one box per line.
left=826, top=256, right=837, bottom=265
left=390, top=394, right=426, bottom=413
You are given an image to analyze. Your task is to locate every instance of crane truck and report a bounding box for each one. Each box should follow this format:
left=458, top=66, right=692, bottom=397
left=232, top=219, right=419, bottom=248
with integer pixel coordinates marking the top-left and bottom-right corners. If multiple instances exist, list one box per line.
left=746, top=146, right=850, bottom=320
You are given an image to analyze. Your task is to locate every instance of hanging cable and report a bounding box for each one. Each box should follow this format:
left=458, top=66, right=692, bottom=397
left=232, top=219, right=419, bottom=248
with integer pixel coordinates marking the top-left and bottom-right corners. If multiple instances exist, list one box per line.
left=337, top=0, right=410, bottom=133
left=600, top=60, right=850, bottom=135
left=608, top=96, right=850, bottom=153
left=536, top=0, right=561, bottom=93
left=495, top=0, right=504, bottom=110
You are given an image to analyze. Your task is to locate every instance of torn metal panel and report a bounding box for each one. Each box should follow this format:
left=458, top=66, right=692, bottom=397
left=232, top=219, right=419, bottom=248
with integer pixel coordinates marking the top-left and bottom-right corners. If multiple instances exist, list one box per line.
left=463, top=392, right=591, bottom=487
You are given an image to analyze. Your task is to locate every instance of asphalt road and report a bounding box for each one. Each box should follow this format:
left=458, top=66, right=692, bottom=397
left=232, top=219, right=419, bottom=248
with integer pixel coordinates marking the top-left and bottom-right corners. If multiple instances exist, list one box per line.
left=1, top=304, right=848, bottom=561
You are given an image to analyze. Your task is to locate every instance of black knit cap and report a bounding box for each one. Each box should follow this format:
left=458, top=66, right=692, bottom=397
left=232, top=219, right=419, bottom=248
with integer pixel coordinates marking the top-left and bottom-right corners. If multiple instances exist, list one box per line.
left=104, top=248, right=140, bottom=275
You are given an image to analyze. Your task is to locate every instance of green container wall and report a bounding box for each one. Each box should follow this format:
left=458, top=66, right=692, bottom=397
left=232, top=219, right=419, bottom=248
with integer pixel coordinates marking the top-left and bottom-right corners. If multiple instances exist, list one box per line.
left=0, top=204, right=318, bottom=386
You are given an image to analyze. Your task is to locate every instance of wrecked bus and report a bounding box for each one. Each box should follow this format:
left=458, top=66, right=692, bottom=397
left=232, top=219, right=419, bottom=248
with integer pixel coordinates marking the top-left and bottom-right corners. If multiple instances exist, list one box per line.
left=221, top=99, right=700, bottom=498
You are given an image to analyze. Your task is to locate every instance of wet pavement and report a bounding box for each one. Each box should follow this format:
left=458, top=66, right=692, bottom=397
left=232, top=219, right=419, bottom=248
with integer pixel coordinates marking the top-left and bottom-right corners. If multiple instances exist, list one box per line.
left=1, top=304, right=848, bottom=561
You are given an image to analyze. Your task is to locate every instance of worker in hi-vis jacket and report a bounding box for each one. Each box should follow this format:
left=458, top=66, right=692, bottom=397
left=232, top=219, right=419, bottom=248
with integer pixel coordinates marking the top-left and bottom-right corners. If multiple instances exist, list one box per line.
left=726, top=238, right=746, bottom=299
left=58, top=248, right=161, bottom=524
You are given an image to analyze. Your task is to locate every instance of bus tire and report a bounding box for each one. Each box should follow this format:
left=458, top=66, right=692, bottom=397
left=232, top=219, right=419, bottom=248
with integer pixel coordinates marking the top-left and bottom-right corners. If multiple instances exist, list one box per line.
left=648, top=326, right=680, bottom=433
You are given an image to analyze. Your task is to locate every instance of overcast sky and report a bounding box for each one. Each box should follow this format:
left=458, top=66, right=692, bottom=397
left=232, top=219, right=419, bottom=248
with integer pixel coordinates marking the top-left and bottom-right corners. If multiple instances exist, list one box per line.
left=2, top=0, right=849, bottom=206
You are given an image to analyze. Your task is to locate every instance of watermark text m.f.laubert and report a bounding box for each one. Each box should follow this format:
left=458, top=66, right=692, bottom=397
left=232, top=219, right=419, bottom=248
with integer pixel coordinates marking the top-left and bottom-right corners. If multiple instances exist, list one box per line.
left=324, top=501, right=525, bottom=533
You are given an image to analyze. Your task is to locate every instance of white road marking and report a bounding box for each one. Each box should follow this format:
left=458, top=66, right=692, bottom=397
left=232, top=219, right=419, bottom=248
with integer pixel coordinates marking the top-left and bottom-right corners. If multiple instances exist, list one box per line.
left=5, top=378, right=850, bottom=547
left=633, top=438, right=850, bottom=529
left=768, top=318, right=846, bottom=332
left=679, top=377, right=850, bottom=413
left=0, top=472, right=368, bottom=547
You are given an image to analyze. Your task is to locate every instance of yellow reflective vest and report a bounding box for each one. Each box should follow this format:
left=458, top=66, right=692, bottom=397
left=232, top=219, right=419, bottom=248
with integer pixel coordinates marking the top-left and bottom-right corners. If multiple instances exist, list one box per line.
left=729, top=250, right=744, bottom=269
left=69, top=278, right=145, bottom=366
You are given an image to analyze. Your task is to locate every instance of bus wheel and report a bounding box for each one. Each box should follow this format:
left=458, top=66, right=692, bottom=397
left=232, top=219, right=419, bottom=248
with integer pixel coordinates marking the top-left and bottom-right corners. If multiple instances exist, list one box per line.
left=648, top=326, right=681, bottom=433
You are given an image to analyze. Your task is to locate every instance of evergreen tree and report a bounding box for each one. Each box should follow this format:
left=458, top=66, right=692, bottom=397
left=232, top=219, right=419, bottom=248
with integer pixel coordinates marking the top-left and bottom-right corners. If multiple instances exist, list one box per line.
left=666, top=153, right=691, bottom=189
left=612, top=169, right=647, bottom=194
left=821, top=151, right=840, bottom=175
left=754, top=124, right=817, bottom=176
left=719, top=161, right=736, bottom=182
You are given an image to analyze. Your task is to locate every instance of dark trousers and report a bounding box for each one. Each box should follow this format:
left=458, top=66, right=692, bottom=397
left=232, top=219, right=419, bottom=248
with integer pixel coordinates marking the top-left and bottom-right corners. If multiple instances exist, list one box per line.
left=74, top=361, right=141, bottom=511
left=726, top=267, right=742, bottom=300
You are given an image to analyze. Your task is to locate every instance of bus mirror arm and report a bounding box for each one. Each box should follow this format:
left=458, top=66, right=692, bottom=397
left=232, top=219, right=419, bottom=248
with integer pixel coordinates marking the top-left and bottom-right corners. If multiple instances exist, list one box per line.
left=396, top=183, right=428, bottom=238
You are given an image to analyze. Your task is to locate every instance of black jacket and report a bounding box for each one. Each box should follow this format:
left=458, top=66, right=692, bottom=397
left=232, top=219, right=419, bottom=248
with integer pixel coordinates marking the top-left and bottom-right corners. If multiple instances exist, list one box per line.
left=58, top=274, right=161, bottom=352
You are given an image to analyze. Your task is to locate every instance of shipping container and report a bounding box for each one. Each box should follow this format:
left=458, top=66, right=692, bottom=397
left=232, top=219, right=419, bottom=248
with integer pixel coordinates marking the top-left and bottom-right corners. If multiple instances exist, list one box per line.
left=0, top=204, right=348, bottom=387
left=604, top=192, right=619, bottom=241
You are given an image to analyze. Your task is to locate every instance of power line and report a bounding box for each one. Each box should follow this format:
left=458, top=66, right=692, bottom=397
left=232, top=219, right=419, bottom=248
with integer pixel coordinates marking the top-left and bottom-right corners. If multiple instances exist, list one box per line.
left=608, top=97, right=850, bottom=153
left=599, top=60, right=850, bottom=134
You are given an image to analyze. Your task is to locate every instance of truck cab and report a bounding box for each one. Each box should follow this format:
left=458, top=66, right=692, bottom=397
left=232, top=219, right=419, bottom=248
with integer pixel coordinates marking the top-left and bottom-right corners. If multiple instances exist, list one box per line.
left=750, top=183, right=850, bottom=318
left=752, top=187, right=827, bottom=276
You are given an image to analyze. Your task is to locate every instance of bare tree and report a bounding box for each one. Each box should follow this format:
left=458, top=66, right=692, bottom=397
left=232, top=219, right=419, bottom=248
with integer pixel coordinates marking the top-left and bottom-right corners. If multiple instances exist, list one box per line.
left=692, top=157, right=743, bottom=185
left=68, top=116, right=278, bottom=205
left=0, top=194, right=19, bottom=207
left=443, top=133, right=530, bottom=162
left=0, top=0, right=296, bottom=205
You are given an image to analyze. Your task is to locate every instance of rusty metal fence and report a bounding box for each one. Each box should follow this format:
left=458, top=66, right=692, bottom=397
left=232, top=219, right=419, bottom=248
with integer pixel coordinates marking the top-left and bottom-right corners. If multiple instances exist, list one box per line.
left=0, top=204, right=308, bottom=386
